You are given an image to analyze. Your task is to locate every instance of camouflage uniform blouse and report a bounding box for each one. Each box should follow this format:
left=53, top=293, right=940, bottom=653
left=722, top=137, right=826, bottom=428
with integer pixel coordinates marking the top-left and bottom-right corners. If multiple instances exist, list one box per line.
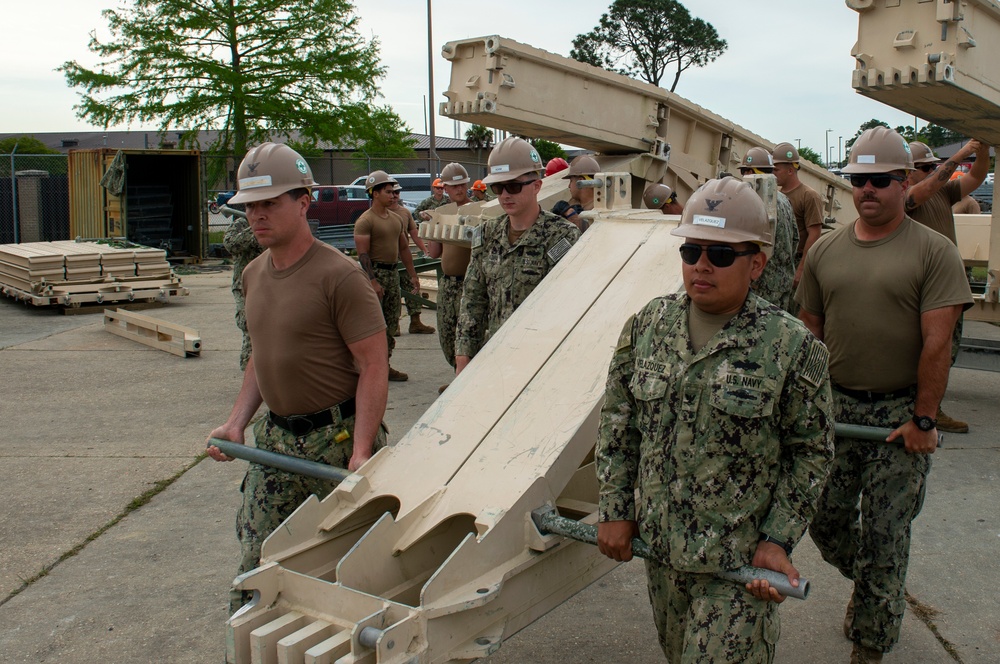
left=753, top=192, right=798, bottom=312
left=454, top=210, right=581, bottom=358
left=411, top=194, right=451, bottom=221
left=596, top=293, right=834, bottom=572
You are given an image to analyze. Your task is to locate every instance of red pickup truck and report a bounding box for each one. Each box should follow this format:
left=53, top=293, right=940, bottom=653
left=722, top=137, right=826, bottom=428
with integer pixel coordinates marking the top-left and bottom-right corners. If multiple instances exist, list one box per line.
left=309, top=185, right=371, bottom=226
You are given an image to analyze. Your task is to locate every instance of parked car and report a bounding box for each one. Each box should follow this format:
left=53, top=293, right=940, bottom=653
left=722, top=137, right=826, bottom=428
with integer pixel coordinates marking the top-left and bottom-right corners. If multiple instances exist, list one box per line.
left=309, top=185, right=371, bottom=226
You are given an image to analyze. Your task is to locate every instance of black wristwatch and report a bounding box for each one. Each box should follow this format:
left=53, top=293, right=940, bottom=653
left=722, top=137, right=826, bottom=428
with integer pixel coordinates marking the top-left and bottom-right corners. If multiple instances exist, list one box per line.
left=912, top=414, right=937, bottom=431
left=759, top=533, right=793, bottom=555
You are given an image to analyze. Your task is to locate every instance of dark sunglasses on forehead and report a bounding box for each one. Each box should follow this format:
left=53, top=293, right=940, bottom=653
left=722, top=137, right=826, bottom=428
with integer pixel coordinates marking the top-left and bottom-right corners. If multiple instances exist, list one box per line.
left=849, top=173, right=905, bottom=189
left=679, top=243, right=759, bottom=268
left=916, top=164, right=937, bottom=173
left=490, top=178, right=539, bottom=195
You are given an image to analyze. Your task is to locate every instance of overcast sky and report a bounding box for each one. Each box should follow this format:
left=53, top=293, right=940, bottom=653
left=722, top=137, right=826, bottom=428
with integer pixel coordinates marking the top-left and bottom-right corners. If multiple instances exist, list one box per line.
left=2, top=0, right=918, bottom=161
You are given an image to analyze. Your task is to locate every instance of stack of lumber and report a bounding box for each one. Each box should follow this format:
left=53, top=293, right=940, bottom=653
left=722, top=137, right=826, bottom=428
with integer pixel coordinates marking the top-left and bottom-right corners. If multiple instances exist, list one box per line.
left=0, top=241, right=186, bottom=307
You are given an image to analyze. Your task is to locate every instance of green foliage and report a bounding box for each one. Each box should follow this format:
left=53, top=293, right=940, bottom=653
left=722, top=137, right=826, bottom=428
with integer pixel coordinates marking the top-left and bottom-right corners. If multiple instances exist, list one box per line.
left=60, top=0, right=386, bottom=157
left=464, top=124, right=494, bottom=152
left=465, top=124, right=494, bottom=165
left=570, top=0, right=726, bottom=91
left=530, top=139, right=566, bottom=163
left=0, top=136, right=68, bottom=177
left=351, top=106, right=417, bottom=174
left=798, top=146, right=825, bottom=167
left=0, top=136, right=61, bottom=155
left=892, top=123, right=964, bottom=148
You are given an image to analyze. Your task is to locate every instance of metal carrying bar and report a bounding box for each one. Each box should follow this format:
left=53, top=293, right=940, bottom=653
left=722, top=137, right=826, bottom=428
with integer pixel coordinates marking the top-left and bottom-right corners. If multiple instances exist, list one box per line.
left=530, top=506, right=810, bottom=601
left=209, top=438, right=350, bottom=483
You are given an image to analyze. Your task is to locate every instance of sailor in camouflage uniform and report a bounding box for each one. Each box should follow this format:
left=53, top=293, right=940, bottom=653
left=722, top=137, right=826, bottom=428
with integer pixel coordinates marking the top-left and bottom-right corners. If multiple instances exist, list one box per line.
left=596, top=177, right=834, bottom=663
left=739, top=147, right=799, bottom=313
left=412, top=177, right=450, bottom=221
left=222, top=215, right=263, bottom=370
left=797, top=128, right=972, bottom=664
left=454, top=137, right=581, bottom=372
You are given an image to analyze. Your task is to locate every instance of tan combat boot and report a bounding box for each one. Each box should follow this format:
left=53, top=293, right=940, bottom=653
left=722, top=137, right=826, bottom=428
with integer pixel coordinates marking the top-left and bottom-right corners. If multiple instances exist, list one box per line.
left=409, top=313, right=436, bottom=334
left=388, top=366, right=408, bottom=382
left=936, top=407, right=969, bottom=433
left=850, top=643, right=883, bottom=663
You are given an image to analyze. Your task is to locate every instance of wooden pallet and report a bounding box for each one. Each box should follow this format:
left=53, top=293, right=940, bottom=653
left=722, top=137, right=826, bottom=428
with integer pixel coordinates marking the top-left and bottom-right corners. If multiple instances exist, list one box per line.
left=103, top=308, right=201, bottom=357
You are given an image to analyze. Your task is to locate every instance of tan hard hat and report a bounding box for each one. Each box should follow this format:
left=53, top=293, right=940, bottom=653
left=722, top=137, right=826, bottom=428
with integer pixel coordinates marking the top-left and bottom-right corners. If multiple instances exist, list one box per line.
left=843, top=127, right=914, bottom=173
left=482, top=137, right=544, bottom=184
left=909, top=141, right=942, bottom=165
left=566, top=154, right=600, bottom=178
left=230, top=142, right=318, bottom=204
left=771, top=142, right=800, bottom=164
left=741, top=147, right=774, bottom=170
left=670, top=177, right=771, bottom=246
left=643, top=183, right=675, bottom=209
left=364, top=170, right=398, bottom=192
left=440, top=162, right=470, bottom=186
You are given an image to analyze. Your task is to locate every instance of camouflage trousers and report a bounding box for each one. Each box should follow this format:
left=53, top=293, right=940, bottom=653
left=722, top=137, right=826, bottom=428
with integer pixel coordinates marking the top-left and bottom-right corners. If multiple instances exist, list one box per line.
left=809, top=390, right=930, bottom=653
left=436, top=275, right=464, bottom=368
left=645, top=558, right=779, bottom=663
left=399, top=265, right=422, bottom=317
left=233, top=288, right=252, bottom=371
left=230, top=413, right=387, bottom=614
left=373, top=265, right=400, bottom=358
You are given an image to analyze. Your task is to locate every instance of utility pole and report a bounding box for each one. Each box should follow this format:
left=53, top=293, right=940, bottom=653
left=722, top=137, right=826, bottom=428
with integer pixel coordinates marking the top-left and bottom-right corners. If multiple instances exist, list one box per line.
left=825, top=129, right=832, bottom=169
left=427, top=0, right=436, bottom=177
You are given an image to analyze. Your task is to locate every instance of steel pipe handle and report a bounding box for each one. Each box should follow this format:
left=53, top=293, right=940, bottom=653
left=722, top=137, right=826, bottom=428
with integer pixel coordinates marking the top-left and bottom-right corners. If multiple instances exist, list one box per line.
left=208, top=438, right=350, bottom=483
left=834, top=423, right=944, bottom=447
left=531, top=507, right=809, bottom=600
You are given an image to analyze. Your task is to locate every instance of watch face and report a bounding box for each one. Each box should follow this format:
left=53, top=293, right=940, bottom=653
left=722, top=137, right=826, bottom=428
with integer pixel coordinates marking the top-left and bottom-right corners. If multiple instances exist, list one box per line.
left=914, top=415, right=935, bottom=431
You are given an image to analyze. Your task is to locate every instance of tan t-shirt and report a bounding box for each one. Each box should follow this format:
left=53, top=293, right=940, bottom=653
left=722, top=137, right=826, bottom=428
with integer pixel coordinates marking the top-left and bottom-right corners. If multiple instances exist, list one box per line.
left=441, top=243, right=472, bottom=277
left=243, top=240, right=385, bottom=416
left=952, top=196, right=981, bottom=215
left=355, top=208, right=406, bottom=263
left=796, top=218, right=972, bottom=391
left=784, top=184, right=824, bottom=254
left=687, top=304, right=737, bottom=353
left=907, top=179, right=962, bottom=244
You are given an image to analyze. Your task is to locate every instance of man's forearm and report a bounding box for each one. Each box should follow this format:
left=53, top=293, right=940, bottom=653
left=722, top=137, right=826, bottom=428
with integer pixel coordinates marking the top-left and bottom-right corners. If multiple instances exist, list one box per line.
left=352, top=369, right=387, bottom=457
left=227, top=355, right=264, bottom=429
left=914, top=334, right=952, bottom=417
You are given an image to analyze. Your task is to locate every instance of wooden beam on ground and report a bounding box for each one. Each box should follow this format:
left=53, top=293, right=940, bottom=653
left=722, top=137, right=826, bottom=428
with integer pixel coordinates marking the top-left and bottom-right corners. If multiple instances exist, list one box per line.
left=103, top=308, right=201, bottom=357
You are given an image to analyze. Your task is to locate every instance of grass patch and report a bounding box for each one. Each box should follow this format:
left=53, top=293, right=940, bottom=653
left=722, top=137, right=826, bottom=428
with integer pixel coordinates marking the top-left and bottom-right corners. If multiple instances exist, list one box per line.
left=905, top=590, right=962, bottom=662
left=0, top=453, right=208, bottom=609
left=208, top=230, right=225, bottom=244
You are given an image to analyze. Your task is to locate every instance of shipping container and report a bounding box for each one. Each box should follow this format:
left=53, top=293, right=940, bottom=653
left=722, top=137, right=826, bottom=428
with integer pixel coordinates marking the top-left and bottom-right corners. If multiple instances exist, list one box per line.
left=68, top=148, right=204, bottom=258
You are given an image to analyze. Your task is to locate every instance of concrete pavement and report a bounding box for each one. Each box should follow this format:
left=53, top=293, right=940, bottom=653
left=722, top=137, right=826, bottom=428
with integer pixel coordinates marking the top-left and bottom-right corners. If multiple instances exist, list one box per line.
left=0, top=267, right=997, bottom=663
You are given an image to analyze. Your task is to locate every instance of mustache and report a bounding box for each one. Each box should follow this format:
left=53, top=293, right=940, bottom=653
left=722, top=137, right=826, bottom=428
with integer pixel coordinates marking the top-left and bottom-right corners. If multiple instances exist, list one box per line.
left=859, top=193, right=879, bottom=202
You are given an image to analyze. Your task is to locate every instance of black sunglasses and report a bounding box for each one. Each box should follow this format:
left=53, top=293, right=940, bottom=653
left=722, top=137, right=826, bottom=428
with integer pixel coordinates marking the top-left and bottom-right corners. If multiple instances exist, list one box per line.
left=490, top=179, right=539, bottom=195
left=849, top=174, right=905, bottom=188
left=679, top=243, right=759, bottom=268
left=917, top=164, right=937, bottom=173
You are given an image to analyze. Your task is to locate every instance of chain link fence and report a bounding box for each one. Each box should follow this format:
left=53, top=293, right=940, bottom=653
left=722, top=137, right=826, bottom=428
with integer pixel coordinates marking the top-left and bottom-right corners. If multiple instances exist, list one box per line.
left=0, top=154, right=71, bottom=245
left=2, top=151, right=487, bottom=252
left=202, top=152, right=488, bottom=248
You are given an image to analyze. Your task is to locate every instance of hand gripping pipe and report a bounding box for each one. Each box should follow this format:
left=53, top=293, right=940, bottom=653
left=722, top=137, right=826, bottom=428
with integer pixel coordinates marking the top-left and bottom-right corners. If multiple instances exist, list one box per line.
left=530, top=506, right=809, bottom=600
left=208, top=438, right=350, bottom=483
